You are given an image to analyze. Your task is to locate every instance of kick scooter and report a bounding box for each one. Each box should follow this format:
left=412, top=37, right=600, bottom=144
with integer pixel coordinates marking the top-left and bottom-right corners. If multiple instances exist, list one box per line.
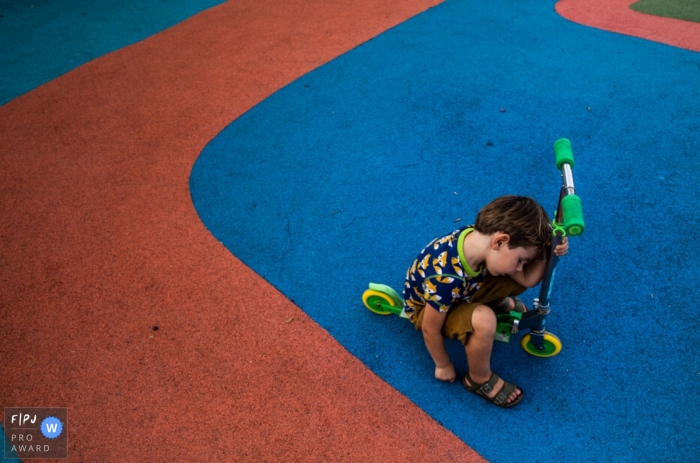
left=361, top=138, right=585, bottom=357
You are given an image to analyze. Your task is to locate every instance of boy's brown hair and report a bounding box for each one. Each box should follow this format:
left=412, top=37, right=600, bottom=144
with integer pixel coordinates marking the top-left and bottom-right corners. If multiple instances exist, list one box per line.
left=474, top=196, right=552, bottom=258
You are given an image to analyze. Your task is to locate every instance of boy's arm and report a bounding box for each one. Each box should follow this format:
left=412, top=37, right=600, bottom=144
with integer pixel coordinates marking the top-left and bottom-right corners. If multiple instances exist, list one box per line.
left=509, top=238, right=569, bottom=288
left=421, top=306, right=456, bottom=382
left=509, top=259, right=547, bottom=288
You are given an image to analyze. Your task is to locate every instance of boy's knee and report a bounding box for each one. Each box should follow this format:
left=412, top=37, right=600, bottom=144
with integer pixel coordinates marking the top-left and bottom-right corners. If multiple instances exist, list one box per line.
left=471, top=304, right=496, bottom=335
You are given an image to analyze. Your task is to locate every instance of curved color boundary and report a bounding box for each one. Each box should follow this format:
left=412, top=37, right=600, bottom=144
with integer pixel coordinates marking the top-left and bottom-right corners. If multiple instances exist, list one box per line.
left=3, top=0, right=698, bottom=460
left=556, top=0, right=700, bottom=52
left=0, top=0, right=488, bottom=461
left=0, top=0, right=223, bottom=106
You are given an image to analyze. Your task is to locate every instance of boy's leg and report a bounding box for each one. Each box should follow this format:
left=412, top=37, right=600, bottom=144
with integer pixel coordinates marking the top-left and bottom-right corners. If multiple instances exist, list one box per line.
left=442, top=274, right=526, bottom=404
left=463, top=304, right=522, bottom=404
left=470, top=273, right=527, bottom=305
left=441, top=273, right=526, bottom=342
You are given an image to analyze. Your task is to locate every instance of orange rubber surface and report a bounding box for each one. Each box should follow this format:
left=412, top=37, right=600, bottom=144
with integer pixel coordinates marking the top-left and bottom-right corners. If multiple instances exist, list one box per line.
left=4, top=0, right=697, bottom=461
left=0, top=0, right=489, bottom=461
left=557, top=0, right=700, bottom=52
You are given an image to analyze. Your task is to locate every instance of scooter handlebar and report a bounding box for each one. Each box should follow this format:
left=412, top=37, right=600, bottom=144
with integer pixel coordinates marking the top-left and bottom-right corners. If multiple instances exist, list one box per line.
left=561, top=194, right=585, bottom=236
left=554, top=138, right=574, bottom=170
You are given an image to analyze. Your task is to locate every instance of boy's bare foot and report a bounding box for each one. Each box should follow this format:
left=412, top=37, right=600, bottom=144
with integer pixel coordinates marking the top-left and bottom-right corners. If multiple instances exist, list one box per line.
left=462, top=371, right=523, bottom=407
left=435, top=363, right=456, bottom=382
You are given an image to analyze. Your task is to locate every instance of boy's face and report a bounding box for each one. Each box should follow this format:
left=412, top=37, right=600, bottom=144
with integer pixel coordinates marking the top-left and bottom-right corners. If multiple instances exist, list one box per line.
left=487, top=241, right=538, bottom=277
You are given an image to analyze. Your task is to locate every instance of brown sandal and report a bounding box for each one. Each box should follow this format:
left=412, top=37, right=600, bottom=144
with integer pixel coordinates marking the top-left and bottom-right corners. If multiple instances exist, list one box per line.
left=462, top=371, right=524, bottom=408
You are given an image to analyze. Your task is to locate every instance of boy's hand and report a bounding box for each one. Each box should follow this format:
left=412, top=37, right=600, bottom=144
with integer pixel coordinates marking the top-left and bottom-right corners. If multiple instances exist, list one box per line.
left=435, top=362, right=456, bottom=382
left=554, top=237, right=569, bottom=256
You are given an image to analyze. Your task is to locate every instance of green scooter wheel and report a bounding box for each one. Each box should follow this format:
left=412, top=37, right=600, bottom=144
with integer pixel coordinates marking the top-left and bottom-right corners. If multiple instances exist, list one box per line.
left=362, top=289, right=395, bottom=315
left=521, top=333, right=562, bottom=357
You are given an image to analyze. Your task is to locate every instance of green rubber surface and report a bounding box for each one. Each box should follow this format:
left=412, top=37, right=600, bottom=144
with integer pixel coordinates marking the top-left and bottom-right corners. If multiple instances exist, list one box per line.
left=630, top=0, right=700, bottom=23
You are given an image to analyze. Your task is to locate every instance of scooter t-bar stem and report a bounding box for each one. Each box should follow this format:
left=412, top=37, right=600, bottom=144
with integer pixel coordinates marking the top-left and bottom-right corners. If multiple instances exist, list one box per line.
left=553, top=139, right=585, bottom=237
left=537, top=236, right=562, bottom=308
left=538, top=139, right=585, bottom=307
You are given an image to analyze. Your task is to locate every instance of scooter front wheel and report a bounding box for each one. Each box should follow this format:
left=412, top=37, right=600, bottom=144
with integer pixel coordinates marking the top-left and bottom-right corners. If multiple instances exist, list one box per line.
left=521, top=333, right=562, bottom=357
left=362, top=289, right=395, bottom=315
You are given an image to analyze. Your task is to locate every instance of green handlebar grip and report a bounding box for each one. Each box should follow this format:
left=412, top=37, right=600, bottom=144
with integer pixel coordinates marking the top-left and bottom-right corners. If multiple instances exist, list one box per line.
left=561, top=194, right=585, bottom=236
left=554, top=138, right=574, bottom=170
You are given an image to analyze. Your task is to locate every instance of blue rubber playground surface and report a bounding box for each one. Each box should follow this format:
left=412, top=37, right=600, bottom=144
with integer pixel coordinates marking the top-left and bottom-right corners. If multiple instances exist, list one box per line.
left=0, top=0, right=222, bottom=106
left=3, top=0, right=699, bottom=461
left=190, top=0, right=700, bottom=461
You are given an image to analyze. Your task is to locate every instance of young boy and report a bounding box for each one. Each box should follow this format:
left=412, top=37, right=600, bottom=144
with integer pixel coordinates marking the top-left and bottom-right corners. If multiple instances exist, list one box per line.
left=403, top=196, right=568, bottom=408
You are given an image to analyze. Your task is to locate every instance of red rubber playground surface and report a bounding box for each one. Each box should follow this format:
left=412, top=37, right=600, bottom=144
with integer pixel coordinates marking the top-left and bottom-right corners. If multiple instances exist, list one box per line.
left=558, top=0, right=700, bottom=52
left=1, top=0, right=697, bottom=461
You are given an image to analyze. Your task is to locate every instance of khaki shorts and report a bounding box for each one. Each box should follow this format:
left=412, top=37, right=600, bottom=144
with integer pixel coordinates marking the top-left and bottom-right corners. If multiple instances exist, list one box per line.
left=409, top=273, right=526, bottom=345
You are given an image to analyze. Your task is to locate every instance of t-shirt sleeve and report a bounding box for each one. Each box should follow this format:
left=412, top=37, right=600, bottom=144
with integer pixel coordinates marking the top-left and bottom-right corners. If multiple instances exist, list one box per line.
left=422, top=275, right=462, bottom=313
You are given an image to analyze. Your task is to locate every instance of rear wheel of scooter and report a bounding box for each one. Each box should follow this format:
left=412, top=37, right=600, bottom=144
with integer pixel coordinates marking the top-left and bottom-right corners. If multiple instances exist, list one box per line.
left=362, top=289, right=395, bottom=315
left=521, top=333, right=562, bottom=357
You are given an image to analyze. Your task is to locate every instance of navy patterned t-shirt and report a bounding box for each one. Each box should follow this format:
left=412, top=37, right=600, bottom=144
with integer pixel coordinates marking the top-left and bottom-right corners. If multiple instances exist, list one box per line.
left=403, top=226, right=486, bottom=314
